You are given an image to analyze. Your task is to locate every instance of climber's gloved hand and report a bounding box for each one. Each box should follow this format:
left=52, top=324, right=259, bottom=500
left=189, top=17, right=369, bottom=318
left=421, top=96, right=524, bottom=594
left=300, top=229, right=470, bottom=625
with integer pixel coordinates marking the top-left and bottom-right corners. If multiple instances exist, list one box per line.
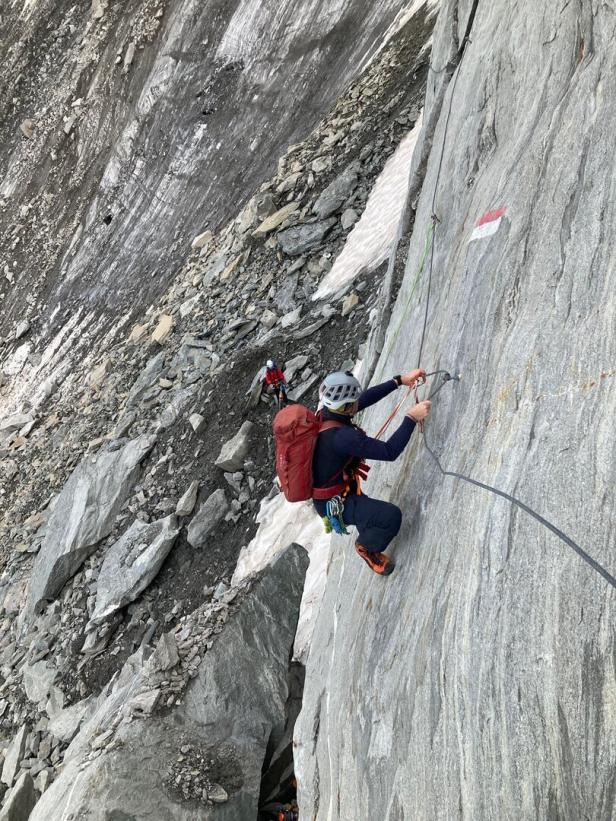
left=400, top=368, right=426, bottom=386
left=408, top=400, right=431, bottom=422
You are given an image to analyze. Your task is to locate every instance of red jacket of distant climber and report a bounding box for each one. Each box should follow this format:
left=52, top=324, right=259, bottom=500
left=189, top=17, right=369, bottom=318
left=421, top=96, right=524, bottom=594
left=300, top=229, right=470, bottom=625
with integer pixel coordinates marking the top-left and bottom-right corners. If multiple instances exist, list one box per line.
left=265, top=367, right=285, bottom=386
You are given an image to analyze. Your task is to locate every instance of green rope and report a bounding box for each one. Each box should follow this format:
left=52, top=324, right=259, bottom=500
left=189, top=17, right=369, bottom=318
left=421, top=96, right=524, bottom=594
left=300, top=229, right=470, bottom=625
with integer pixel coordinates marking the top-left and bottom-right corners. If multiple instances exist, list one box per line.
left=356, top=222, right=436, bottom=429
left=379, top=221, right=436, bottom=374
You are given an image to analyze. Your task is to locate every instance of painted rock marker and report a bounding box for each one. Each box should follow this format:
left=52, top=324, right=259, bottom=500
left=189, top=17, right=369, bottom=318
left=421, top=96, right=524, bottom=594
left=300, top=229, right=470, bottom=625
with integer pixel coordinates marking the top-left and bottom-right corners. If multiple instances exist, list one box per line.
left=469, top=207, right=507, bottom=242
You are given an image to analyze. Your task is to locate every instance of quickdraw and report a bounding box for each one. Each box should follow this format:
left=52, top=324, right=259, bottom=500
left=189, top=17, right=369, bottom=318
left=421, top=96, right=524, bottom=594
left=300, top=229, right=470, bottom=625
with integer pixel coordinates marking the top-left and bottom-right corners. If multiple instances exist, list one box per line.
left=323, top=495, right=348, bottom=535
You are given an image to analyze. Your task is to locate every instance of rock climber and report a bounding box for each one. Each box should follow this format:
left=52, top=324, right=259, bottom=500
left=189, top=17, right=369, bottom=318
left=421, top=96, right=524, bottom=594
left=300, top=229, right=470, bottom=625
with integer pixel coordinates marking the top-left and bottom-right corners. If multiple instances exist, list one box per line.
left=265, top=359, right=288, bottom=408
left=312, top=370, right=431, bottom=575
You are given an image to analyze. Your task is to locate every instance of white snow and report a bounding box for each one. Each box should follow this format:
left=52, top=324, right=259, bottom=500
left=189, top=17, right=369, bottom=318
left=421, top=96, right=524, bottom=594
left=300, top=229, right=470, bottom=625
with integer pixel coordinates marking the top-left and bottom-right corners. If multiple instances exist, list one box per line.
left=232, top=491, right=332, bottom=662
left=313, top=114, right=423, bottom=300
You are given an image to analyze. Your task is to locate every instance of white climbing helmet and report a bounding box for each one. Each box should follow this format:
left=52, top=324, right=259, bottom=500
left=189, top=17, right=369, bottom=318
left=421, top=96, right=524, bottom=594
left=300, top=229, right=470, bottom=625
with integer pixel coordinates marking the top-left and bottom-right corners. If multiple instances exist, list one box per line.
left=319, top=371, right=362, bottom=410
left=266, top=359, right=274, bottom=369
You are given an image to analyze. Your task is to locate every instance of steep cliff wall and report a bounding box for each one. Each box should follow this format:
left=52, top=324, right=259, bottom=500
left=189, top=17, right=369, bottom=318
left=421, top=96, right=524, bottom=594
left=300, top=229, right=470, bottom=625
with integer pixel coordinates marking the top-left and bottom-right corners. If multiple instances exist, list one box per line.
left=297, top=1, right=616, bottom=818
left=0, top=0, right=410, bottom=334
left=0, top=3, right=439, bottom=816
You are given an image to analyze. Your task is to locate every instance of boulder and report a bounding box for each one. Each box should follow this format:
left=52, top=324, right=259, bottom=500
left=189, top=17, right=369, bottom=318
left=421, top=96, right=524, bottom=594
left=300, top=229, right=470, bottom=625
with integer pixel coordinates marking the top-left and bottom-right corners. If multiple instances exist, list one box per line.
left=341, top=207, right=359, bottom=229
left=24, top=435, right=155, bottom=620
left=172, top=340, right=211, bottom=373
left=14, top=320, right=30, bottom=340
left=1, top=726, right=27, bottom=787
left=220, top=255, right=242, bottom=282
left=0, top=413, right=33, bottom=434
left=188, top=413, right=205, bottom=433
left=91, top=0, right=106, bottom=20
left=157, top=387, right=196, bottom=430
left=48, top=696, right=96, bottom=743
left=126, top=351, right=166, bottom=407
left=87, top=515, right=180, bottom=628
left=22, top=660, right=57, bottom=706
left=312, top=160, right=360, bottom=218
left=214, top=421, right=254, bottom=472
left=283, top=354, right=309, bottom=383
left=280, top=306, right=302, bottom=328
left=191, top=229, right=213, bottom=250
left=19, top=120, right=35, bottom=139
left=0, top=772, right=37, bottom=821
left=87, top=358, right=111, bottom=388
left=252, top=202, right=299, bottom=237
left=151, top=314, right=173, bottom=344
left=187, top=489, right=228, bottom=548
left=29, top=545, right=309, bottom=821
left=277, top=218, right=336, bottom=256
left=276, top=172, right=302, bottom=193
left=2, top=343, right=30, bottom=377
left=128, top=324, right=148, bottom=344
left=176, top=481, right=199, bottom=516
left=260, top=308, right=278, bottom=329
left=151, top=632, right=179, bottom=672
left=341, top=291, right=359, bottom=316
left=287, top=374, right=319, bottom=402
left=237, top=192, right=277, bottom=234
left=274, top=271, right=299, bottom=313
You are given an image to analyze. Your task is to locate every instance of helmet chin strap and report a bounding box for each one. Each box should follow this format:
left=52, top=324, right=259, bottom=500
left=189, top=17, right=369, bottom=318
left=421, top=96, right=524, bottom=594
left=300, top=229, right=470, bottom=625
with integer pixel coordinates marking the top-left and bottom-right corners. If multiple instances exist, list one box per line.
left=329, top=401, right=357, bottom=416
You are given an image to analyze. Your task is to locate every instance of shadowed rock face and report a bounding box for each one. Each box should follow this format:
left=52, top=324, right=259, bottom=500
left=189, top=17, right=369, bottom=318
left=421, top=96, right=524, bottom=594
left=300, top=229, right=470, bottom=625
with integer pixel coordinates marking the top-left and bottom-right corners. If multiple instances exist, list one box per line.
left=296, top=2, right=616, bottom=819
left=29, top=544, right=309, bottom=820
left=0, top=0, right=410, bottom=333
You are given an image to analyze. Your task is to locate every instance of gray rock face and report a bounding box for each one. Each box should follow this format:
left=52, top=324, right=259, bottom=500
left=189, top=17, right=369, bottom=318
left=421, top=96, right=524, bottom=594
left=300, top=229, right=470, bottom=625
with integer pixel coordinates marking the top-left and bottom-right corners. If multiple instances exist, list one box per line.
left=0, top=0, right=410, bottom=335
left=278, top=218, right=337, bottom=256
left=187, top=489, right=228, bottom=548
left=29, top=545, right=309, bottom=821
left=22, top=660, right=56, bottom=706
left=47, top=696, right=96, bottom=744
left=88, top=515, right=180, bottom=628
left=297, top=3, right=616, bottom=819
left=0, top=772, right=37, bottom=821
left=214, top=421, right=254, bottom=472
left=1, top=726, right=27, bottom=788
left=312, top=160, right=360, bottom=218
left=24, top=435, right=155, bottom=619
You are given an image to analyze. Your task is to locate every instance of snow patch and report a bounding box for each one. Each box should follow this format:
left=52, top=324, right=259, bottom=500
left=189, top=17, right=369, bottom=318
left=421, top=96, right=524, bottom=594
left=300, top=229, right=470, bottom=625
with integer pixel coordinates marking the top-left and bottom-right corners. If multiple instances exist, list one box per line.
left=313, top=115, right=423, bottom=300
left=232, top=492, right=331, bottom=662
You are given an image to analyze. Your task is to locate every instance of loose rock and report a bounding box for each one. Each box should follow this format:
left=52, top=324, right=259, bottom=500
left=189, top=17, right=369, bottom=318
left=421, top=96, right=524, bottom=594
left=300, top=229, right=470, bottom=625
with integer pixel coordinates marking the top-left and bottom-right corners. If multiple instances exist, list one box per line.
left=187, top=489, right=228, bottom=549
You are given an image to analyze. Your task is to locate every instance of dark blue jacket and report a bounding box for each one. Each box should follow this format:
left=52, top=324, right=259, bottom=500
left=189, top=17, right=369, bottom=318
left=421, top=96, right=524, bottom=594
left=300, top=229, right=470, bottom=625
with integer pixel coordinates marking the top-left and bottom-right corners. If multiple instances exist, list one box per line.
left=312, top=378, right=416, bottom=501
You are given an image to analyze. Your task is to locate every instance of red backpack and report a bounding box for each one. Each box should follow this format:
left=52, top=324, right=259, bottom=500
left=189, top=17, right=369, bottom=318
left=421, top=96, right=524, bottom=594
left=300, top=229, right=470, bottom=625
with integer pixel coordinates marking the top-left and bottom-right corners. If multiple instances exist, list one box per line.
left=273, top=405, right=343, bottom=502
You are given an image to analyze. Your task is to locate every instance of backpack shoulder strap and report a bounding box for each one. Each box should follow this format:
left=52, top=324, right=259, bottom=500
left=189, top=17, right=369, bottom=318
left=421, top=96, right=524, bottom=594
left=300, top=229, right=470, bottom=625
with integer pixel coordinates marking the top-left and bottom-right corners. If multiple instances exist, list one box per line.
left=319, top=420, right=345, bottom=433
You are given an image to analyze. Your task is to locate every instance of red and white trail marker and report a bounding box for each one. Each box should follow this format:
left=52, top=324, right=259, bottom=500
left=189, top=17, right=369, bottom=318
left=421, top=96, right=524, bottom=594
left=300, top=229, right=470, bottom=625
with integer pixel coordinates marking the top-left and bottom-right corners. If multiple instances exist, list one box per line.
left=469, top=207, right=507, bottom=242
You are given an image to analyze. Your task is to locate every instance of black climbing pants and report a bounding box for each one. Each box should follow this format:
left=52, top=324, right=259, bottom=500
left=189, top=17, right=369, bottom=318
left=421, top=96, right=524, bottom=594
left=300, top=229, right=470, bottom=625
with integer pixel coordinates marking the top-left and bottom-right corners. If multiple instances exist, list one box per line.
left=315, top=493, right=402, bottom=553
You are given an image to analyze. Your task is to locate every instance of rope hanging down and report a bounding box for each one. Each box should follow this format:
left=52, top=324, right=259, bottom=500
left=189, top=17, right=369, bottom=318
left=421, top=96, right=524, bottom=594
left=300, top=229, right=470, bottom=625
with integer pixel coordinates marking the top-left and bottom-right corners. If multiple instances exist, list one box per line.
left=389, top=36, right=616, bottom=590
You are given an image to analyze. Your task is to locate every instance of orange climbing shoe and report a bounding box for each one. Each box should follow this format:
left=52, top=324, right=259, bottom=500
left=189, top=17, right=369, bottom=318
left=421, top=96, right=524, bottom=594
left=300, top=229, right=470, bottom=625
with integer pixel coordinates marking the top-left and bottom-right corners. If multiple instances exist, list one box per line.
left=355, top=543, right=395, bottom=576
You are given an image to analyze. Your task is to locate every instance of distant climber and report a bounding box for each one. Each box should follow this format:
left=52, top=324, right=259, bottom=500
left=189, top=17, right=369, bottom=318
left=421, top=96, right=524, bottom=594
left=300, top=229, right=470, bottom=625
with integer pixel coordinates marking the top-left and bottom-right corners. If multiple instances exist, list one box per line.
left=312, top=370, right=430, bottom=575
left=261, top=802, right=299, bottom=820
left=265, top=359, right=288, bottom=408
